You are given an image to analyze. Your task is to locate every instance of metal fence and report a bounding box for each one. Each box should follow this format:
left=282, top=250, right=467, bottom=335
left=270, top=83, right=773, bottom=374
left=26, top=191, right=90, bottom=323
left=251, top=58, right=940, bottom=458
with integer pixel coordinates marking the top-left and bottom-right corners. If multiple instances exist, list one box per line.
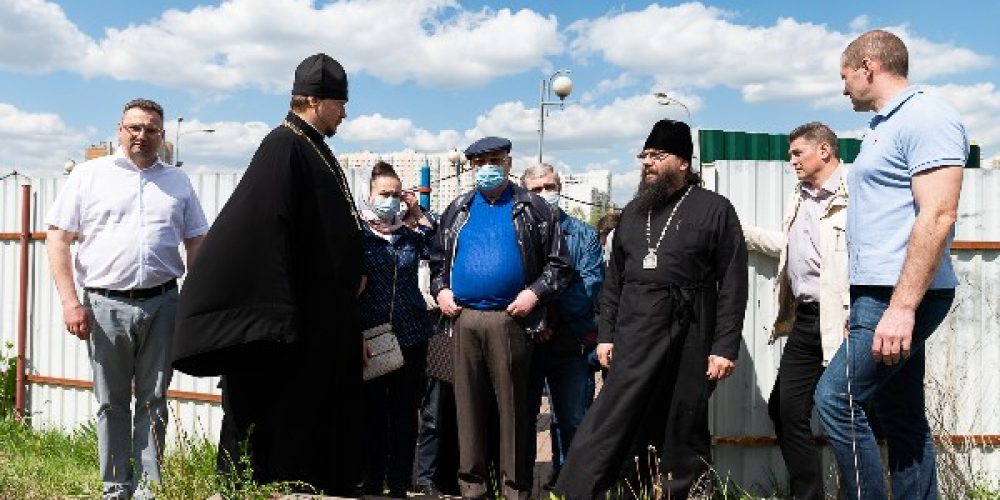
left=2, top=164, right=998, bottom=492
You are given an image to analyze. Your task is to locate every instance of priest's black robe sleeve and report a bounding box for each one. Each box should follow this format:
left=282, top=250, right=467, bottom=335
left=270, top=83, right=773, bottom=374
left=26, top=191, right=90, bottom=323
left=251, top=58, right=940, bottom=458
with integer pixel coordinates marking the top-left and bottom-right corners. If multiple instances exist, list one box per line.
left=710, top=201, right=749, bottom=360
left=597, top=226, right=626, bottom=344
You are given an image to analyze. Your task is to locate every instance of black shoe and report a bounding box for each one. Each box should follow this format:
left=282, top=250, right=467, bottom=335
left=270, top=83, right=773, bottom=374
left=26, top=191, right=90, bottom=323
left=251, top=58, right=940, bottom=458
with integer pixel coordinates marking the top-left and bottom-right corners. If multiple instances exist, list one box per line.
left=414, top=483, right=444, bottom=498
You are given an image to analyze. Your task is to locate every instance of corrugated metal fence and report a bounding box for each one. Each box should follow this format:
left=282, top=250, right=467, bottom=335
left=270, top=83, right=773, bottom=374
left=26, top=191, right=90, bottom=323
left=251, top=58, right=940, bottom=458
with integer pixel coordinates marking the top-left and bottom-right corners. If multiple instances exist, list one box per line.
left=2, top=163, right=998, bottom=492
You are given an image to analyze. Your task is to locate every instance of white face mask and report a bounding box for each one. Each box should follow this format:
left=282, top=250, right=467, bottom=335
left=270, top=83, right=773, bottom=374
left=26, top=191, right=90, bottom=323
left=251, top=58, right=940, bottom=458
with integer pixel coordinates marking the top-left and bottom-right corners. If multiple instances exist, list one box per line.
left=541, top=190, right=560, bottom=208
left=370, top=195, right=401, bottom=220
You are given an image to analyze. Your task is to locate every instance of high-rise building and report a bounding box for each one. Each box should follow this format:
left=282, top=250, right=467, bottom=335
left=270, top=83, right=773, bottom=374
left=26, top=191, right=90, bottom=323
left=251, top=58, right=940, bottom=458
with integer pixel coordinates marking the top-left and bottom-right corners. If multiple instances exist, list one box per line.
left=559, top=170, right=612, bottom=225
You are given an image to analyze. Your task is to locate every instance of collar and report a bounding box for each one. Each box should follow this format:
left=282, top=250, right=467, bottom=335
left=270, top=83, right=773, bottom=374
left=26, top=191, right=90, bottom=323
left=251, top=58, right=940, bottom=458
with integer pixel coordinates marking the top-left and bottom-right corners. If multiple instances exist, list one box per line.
left=474, top=183, right=514, bottom=205
left=114, top=146, right=164, bottom=172
left=799, top=165, right=843, bottom=198
left=286, top=111, right=327, bottom=145
left=873, top=86, right=922, bottom=123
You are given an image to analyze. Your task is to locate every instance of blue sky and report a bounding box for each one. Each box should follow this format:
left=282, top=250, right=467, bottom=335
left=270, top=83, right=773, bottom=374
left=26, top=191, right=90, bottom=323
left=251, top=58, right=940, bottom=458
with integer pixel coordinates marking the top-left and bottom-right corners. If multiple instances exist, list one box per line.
left=1, top=0, right=997, bottom=203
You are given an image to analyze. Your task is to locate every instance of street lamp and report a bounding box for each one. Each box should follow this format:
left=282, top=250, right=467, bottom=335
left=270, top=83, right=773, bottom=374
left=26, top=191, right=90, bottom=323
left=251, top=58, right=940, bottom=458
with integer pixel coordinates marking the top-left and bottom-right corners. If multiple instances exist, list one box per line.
left=446, top=148, right=465, bottom=192
left=173, top=116, right=215, bottom=167
left=538, top=69, right=573, bottom=163
left=652, top=92, right=691, bottom=119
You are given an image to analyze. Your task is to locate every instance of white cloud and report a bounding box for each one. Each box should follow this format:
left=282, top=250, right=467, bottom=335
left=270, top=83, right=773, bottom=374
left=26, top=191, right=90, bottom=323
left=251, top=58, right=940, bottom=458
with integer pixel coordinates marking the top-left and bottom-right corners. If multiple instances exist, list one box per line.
left=611, top=168, right=640, bottom=205
left=925, top=83, right=1000, bottom=155
left=467, top=92, right=702, bottom=156
left=164, top=118, right=271, bottom=169
left=339, top=114, right=416, bottom=145
left=0, top=0, right=90, bottom=73
left=568, top=2, right=992, bottom=105
left=3, top=0, right=561, bottom=92
left=849, top=14, right=870, bottom=32
left=0, top=102, right=87, bottom=173
left=580, top=74, right=637, bottom=103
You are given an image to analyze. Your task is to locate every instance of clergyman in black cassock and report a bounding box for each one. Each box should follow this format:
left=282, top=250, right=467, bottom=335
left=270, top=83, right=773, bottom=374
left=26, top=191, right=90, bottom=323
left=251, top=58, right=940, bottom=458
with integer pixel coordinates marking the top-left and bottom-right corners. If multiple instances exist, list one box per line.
left=555, top=120, right=748, bottom=499
left=171, top=54, right=365, bottom=496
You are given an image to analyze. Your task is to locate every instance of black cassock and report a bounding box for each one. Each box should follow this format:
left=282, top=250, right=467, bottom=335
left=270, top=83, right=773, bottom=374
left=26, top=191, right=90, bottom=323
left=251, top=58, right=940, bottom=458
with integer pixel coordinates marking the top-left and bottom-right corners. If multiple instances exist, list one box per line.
left=556, top=185, right=748, bottom=499
left=172, top=112, right=364, bottom=495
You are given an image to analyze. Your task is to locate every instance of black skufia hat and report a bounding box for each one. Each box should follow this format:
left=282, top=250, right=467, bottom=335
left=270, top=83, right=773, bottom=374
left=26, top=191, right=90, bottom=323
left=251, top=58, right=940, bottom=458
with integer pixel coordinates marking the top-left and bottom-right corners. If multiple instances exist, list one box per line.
left=292, top=53, right=348, bottom=101
left=643, top=119, right=693, bottom=162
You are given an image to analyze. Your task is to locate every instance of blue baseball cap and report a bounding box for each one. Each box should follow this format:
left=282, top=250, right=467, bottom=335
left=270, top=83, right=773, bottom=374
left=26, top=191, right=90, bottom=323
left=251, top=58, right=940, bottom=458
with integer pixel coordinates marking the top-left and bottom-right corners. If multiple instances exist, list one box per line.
left=464, top=136, right=512, bottom=159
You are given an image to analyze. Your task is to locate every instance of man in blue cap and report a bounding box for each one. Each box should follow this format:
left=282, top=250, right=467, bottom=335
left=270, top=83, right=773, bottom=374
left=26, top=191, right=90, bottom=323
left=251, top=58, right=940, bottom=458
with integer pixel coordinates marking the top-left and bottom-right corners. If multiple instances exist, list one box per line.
left=429, top=136, right=572, bottom=499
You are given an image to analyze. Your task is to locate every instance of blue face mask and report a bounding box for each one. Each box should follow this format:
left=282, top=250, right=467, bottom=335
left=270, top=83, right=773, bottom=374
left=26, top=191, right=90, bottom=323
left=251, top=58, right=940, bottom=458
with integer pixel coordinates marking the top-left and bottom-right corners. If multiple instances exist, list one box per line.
left=475, top=165, right=506, bottom=192
left=370, top=195, right=401, bottom=220
left=540, top=191, right=560, bottom=208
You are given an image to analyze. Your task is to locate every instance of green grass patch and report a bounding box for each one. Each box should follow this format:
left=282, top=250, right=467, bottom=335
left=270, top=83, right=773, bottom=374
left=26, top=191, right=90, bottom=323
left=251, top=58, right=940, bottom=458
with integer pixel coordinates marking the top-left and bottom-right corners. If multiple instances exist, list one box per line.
left=0, top=418, right=102, bottom=498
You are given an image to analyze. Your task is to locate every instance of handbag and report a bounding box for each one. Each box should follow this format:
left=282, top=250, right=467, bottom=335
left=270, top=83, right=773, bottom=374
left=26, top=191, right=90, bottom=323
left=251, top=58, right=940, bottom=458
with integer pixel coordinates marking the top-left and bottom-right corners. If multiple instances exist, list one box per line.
left=424, top=314, right=454, bottom=383
left=362, top=251, right=405, bottom=381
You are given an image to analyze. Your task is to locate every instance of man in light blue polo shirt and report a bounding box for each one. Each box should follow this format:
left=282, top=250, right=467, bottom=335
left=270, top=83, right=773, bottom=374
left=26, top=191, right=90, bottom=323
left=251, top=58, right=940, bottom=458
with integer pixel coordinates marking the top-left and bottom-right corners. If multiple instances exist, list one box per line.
left=814, top=30, right=967, bottom=500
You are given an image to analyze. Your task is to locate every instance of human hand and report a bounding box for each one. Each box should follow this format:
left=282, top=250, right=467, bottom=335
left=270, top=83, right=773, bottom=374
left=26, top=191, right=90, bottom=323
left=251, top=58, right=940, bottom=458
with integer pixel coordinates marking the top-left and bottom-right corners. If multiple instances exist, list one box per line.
left=63, top=303, right=92, bottom=340
left=362, top=339, right=371, bottom=368
left=872, top=305, right=914, bottom=366
left=506, top=289, right=539, bottom=318
left=597, top=342, right=614, bottom=369
left=706, top=355, right=735, bottom=381
left=402, top=191, right=420, bottom=215
left=436, top=289, right=463, bottom=317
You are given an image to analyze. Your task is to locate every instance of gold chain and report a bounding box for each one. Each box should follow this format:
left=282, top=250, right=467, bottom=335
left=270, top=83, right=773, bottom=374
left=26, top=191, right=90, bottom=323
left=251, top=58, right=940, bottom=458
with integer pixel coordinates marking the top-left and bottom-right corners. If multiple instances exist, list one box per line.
left=282, top=119, right=362, bottom=231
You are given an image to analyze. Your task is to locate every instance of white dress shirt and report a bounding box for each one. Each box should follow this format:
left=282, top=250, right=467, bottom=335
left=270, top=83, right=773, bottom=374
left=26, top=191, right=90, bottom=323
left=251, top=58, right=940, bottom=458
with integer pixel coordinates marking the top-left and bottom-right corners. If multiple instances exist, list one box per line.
left=45, top=149, right=209, bottom=290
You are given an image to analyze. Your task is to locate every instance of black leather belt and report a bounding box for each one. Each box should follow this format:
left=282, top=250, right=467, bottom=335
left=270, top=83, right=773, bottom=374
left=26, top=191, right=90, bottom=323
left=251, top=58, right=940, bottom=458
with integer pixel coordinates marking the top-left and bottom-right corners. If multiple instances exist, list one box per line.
left=86, top=279, right=177, bottom=301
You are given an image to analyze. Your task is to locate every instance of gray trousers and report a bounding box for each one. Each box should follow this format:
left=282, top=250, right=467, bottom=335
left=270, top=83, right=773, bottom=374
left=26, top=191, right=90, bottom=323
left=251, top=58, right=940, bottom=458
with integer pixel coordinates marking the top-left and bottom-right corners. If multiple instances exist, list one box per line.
left=84, top=288, right=177, bottom=500
left=453, top=309, right=534, bottom=499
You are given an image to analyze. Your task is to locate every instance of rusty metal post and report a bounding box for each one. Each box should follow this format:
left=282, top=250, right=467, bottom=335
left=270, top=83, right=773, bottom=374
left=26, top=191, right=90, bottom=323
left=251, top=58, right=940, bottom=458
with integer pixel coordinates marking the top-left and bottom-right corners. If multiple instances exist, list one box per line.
left=15, top=183, right=30, bottom=420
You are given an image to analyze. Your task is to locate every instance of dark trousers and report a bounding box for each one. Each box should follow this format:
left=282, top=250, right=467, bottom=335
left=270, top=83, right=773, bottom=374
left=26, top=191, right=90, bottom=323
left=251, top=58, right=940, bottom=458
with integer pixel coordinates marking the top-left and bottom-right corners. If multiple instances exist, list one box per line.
left=527, top=340, right=596, bottom=487
left=768, top=302, right=825, bottom=500
left=414, top=377, right=461, bottom=494
left=454, top=309, right=534, bottom=498
left=362, top=342, right=428, bottom=496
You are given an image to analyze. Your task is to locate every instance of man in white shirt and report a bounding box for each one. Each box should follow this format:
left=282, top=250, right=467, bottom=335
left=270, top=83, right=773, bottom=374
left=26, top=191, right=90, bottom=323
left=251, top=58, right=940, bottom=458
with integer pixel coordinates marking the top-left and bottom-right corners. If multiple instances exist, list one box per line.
left=743, top=122, right=849, bottom=499
left=45, top=98, right=208, bottom=500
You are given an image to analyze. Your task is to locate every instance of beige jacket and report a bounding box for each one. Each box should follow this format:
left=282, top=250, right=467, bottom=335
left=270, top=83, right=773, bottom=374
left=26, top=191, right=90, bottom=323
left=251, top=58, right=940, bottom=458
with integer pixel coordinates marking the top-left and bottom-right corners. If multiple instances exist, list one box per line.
left=743, top=168, right=849, bottom=365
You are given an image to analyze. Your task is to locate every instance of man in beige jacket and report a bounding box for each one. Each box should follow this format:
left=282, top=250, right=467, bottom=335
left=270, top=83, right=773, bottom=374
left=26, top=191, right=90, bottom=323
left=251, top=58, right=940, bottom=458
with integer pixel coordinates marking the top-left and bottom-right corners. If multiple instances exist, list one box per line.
left=743, top=122, right=849, bottom=499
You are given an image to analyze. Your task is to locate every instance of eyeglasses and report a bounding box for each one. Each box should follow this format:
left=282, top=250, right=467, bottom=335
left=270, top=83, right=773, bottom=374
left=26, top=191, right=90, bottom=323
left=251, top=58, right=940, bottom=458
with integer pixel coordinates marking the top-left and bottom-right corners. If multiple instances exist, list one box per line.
left=121, top=124, right=163, bottom=136
left=636, top=150, right=673, bottom=161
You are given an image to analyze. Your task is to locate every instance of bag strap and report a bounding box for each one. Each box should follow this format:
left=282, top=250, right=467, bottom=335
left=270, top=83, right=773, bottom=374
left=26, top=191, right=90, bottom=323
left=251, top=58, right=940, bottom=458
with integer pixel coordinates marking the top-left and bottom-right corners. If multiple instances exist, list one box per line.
left=389, top=248, right=398, bottom=325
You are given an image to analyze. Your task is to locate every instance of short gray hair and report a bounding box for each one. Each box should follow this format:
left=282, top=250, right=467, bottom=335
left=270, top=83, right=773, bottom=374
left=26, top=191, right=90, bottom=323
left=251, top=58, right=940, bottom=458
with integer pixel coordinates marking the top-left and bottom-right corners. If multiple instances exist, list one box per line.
left=521, top=163, right=561, bottom=187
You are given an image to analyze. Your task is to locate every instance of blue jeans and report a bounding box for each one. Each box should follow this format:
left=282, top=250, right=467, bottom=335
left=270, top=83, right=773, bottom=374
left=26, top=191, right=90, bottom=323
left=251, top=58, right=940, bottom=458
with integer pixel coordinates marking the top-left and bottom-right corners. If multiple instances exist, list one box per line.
left=815, top=286, right=954, bottom=500
left=527, top=341, right=595, bottom=480
left=84, top=288, right=178, bottom=500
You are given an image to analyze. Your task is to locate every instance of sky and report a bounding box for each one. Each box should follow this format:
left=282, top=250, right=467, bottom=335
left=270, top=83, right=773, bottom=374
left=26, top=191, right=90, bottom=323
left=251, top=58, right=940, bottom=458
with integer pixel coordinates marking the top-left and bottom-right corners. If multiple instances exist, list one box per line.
left=1, top=0, right=997, bottom=204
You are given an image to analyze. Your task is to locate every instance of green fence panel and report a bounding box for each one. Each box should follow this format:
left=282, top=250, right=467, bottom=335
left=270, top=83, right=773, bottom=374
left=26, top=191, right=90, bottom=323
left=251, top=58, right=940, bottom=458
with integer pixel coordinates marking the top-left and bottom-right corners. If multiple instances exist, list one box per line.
left=699, top=130, right=725, bottom=163
left=769, top=134, right=790, bottom=161
left=725, top=131, right=748, bottom=160
left=748, top=133, right=770, bottom=161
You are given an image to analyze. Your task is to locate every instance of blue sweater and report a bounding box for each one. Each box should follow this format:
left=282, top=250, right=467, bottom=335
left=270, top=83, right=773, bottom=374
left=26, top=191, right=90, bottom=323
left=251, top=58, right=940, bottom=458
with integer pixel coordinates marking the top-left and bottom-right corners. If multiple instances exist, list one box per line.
left=451, top=186, right=525, bottom=310
left=358, top=223, right=435, bottom=347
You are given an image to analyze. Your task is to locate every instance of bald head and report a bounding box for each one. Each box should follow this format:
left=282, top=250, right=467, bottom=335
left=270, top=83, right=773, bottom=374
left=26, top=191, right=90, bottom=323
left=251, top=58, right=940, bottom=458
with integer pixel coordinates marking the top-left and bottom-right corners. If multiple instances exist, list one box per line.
left=842, top=29, right=909, bottom=77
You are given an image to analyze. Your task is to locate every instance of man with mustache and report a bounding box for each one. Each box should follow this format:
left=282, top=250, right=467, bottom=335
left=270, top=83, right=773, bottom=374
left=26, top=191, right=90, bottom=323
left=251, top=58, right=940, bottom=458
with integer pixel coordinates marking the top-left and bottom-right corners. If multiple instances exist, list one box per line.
left=556, top=119, right=748, bottom=499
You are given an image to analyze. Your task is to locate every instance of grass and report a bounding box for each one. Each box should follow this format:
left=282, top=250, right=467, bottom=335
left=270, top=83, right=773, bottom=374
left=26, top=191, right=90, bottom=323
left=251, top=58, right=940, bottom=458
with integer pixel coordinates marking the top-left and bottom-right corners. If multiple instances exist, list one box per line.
left=0, top=416, right=299, bottom=499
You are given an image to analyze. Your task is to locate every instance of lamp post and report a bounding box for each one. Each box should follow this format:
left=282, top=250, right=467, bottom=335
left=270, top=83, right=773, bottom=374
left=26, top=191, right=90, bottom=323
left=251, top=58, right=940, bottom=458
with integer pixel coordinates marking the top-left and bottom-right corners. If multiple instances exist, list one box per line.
left=446, top=148, right=465, bottom=192
left=174, top=116, right=216, bottom=167
left=652, top=92, right=691, bottom=119
left=538, top=70, right=573, bottom=164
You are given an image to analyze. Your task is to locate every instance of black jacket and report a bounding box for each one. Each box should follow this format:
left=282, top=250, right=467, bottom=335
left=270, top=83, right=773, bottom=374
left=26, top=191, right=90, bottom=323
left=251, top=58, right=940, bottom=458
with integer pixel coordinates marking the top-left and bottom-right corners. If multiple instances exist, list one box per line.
left=428, top=183, right=573, bottom=334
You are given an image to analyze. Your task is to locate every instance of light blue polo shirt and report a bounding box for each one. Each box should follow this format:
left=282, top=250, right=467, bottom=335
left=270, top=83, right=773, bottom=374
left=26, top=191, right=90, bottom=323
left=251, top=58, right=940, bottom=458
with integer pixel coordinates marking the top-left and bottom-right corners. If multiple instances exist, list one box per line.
left=847, top=87, right=967, bottom=288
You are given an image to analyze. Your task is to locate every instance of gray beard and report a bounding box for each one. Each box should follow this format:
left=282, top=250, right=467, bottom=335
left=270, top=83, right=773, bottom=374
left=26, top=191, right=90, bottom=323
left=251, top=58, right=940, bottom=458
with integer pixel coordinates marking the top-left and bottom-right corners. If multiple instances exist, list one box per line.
left=634, top=172, right=681, bottom=212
